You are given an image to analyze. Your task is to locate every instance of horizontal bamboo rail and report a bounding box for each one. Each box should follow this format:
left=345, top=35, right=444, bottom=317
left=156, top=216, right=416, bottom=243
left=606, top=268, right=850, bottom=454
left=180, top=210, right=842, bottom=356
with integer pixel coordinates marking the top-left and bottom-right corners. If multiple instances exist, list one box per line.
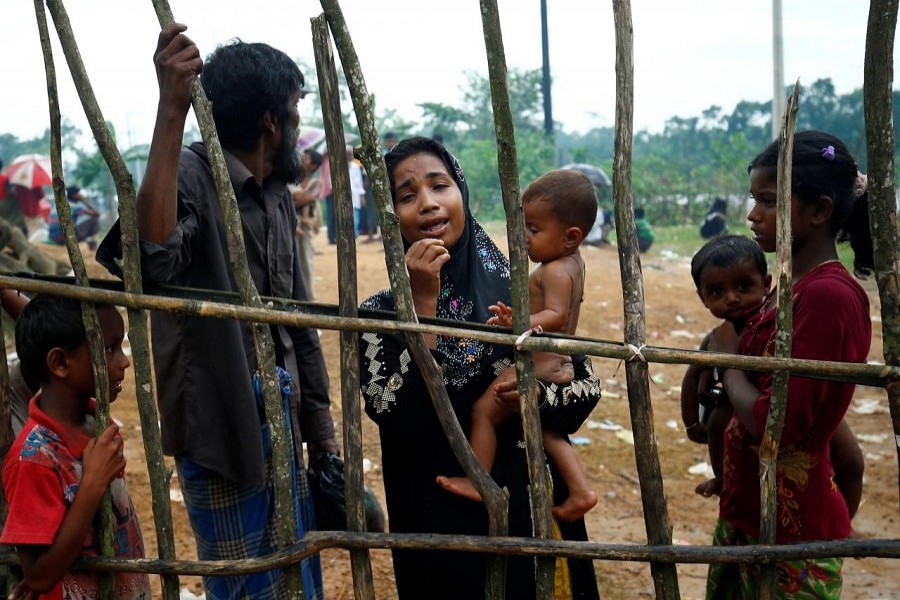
left=2, top=275, right=894, bottom=387
left=0, top=534, right=897, bottom=576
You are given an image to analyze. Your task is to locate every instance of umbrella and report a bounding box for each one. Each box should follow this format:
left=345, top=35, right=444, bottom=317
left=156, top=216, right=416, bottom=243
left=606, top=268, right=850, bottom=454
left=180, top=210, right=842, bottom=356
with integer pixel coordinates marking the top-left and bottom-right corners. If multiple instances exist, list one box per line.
left=297, top=126, right=360, bottom=152
left=561, top=163, right=612, bottom=188
left=297, top=126, right=327, bottom=151
left=6, top=154, right=52, bottom=189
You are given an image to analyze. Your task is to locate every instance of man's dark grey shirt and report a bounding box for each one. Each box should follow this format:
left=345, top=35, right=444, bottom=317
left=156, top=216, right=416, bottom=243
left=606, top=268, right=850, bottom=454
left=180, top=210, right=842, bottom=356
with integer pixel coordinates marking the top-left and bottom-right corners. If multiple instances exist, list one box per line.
left=98, top=143, right=333, bottom=485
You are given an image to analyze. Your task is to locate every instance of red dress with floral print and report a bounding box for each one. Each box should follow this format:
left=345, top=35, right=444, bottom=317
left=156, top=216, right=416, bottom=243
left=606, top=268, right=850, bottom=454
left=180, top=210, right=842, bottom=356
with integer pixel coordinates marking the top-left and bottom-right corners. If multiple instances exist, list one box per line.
left=718, top=262, right=870, bottom=542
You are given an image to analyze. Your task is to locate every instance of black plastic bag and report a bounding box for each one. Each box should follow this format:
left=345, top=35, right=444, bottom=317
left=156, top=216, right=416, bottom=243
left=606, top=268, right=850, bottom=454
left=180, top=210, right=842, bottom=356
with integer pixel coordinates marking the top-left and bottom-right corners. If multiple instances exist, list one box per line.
left=308, top=452, right=385, bottom=532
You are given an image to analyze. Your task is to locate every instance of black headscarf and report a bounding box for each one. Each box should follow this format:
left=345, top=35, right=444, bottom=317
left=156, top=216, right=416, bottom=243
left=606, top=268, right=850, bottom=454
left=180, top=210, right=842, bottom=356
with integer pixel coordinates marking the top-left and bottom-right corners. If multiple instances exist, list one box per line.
left=376, top=137, right=512, bottom=388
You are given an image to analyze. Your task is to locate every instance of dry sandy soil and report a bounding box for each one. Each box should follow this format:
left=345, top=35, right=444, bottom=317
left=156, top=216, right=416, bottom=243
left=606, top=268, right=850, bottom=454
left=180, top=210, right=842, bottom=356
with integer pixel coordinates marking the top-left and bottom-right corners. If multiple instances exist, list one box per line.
left=62, top=230, right=899, bottom=599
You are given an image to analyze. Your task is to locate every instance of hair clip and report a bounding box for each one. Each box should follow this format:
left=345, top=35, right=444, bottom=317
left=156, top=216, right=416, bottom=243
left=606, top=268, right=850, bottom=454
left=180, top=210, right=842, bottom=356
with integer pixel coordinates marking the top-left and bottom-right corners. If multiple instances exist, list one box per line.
left=821, top=145, right=835, bottom=161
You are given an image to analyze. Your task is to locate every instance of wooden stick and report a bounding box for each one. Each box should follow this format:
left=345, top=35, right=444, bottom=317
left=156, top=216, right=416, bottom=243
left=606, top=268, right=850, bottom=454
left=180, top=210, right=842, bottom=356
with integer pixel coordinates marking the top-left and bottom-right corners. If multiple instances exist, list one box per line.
left=758, top=82, right=800, bottom=600
left=317, top=3, right=510, bottom=598
left=611, top=1, right=680, bottom=597
left=146, top=2, right=303, bottom=597
left=33, top=3, right=115, bottom=597
left=1, top=534, right=898, bottom=577
left=863, top=0, right=900, bottom=513
left=478, top=0, right=553, bottom=596
left=1, top=275, right=895, bottom=387
left=41, top=1, right=180, bottom=595
left=310, top=16, right=375, bottom=600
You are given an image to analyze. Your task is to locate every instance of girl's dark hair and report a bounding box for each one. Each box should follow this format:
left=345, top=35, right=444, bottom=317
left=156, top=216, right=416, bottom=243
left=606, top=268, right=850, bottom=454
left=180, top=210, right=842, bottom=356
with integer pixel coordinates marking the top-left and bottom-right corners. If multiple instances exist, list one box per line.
left=384, top=136, right=463, bottom=202
left=748, top=130, right=873, bottom=277
left=16, top=295, right=88, bottom=383
left=201, top=41, right=305, bottom=152
left=691, top=234, right=767, bottom=289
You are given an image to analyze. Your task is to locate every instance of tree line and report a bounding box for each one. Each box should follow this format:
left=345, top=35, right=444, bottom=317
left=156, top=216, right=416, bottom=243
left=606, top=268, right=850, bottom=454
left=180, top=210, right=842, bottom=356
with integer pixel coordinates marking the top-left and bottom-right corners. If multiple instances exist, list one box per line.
left=2, top=71, right=893, bottom=228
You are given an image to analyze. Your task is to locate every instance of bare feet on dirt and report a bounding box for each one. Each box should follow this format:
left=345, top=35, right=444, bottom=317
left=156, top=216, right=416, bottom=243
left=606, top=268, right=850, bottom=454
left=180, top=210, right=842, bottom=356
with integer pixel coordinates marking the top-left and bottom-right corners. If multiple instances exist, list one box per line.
left=695, top=477, right=722, bottom=498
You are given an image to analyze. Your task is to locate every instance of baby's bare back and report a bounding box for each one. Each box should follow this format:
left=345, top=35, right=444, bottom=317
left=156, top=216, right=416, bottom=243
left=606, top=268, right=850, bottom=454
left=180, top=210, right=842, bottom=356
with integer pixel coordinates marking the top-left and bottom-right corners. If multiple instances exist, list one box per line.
left=529, top=252, right=585, bottom=335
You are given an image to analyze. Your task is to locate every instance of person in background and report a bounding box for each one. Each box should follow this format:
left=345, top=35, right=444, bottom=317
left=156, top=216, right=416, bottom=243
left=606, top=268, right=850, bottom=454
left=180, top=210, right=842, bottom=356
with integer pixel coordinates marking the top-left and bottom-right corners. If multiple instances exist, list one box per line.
left=47, top=186, right=101, bottom=249
left=347, top=145, right=365, bottom=238
left=8, top=185, right=42, bottom=236
left=634, top=206, right=654, bottom=252
left=1, top=295, right=150, bottom=599
left=97, top=23, right=335, bottom=599
left=700, top=197, right=729, bottom=239
left=291, top=149, right=324, bottom=300
left=705, top=131, right=873, bottom=598
left=383, top=131, right=398, bottom=153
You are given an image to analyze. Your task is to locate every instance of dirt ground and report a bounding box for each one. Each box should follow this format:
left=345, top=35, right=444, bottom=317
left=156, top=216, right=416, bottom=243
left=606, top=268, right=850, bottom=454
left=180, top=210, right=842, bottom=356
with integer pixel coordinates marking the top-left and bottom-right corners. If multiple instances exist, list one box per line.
left=65, top=230, right=899, bottom=599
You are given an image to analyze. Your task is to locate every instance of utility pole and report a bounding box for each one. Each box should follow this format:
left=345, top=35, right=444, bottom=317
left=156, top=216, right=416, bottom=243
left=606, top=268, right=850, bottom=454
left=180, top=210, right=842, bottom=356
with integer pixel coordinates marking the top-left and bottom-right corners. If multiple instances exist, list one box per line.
left=771, top=0, right=785, bottom=139
left=540, top=0, right=554, bottom=140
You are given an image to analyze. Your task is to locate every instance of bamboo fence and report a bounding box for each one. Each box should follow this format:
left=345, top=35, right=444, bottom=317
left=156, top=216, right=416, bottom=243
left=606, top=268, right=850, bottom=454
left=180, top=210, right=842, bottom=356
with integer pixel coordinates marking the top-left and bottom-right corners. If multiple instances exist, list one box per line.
left=0, top=1, right=898, bottom=600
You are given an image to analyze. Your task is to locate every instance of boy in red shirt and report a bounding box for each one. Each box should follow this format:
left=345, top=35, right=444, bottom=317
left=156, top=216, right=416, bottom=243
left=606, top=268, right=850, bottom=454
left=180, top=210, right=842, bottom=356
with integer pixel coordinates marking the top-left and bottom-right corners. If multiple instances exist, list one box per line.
left=1, top=295, right=150, bottom=599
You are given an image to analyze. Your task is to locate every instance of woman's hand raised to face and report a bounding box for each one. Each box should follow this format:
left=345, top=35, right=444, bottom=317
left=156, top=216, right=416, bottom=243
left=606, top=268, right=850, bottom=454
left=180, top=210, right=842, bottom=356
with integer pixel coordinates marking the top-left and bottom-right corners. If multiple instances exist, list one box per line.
left=406, top=238, right=450, bottom=317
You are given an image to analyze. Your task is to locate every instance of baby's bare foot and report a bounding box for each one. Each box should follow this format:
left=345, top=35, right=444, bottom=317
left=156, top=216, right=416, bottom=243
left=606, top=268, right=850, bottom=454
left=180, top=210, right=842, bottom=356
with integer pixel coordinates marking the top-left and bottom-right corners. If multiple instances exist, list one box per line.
left=436, top=475, right=484, bottom=503
left=551, top=489, right=598, bottom=523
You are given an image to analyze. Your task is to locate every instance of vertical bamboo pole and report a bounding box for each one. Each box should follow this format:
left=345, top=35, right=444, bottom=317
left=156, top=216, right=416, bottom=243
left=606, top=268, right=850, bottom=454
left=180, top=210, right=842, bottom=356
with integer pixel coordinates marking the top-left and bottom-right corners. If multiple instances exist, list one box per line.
left=758, top=83, right=800, bottom=600
left=147, top=2, right=304, bottom=597
left=479, top=1, right=556, bottom=597
left=41, top=1, right=180, bottom=596
left=310, top=16, right=375, bottom=600
left=610, top=1, right=680, bottom=597
left=33, top=3, right=113, bottom=597
left=863, top=0, right=900, bottom=511
left=318, top=3, right=509, bottom=598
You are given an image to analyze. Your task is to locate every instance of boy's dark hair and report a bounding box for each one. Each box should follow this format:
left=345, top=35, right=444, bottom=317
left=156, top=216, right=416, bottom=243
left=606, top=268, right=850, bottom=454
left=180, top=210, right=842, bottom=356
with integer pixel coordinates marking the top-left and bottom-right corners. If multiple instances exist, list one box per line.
left=634, top=207, right=646, bottom=219
left=304, top=149, right=324, bottom=170
left=691, top=234, right=767, bottom=289
left=16, top=295, right=89, bottom=383
left=749, top=130, right=873, bottom=277
left=522, top=169, right=598, bottom=236
left=201, top=40, right=304, bottom=153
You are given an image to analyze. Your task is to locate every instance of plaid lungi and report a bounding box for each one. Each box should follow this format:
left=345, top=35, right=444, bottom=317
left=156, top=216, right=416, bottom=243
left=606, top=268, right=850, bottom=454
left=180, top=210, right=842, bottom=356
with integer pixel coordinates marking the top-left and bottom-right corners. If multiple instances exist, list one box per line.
left=176, top=367, right=323, bottom=600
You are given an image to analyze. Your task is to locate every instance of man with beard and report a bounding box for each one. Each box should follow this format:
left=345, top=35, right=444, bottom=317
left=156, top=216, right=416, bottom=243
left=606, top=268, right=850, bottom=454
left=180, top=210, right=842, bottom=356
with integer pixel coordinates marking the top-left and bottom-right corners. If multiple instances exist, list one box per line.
left=97, top=24, right=334, bottom=599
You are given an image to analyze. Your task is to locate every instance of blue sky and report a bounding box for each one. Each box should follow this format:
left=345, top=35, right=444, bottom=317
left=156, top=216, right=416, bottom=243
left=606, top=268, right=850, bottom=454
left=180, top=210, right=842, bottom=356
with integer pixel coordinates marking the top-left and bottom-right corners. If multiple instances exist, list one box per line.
left=2, top=0, right=892, bottom=149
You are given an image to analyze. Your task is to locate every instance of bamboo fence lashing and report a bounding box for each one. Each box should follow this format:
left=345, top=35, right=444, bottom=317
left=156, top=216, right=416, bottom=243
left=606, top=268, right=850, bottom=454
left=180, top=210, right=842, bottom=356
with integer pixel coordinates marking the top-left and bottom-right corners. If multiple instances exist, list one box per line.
left=758, top=82, right=800, bottom=600
left=318, top=1, right=509, bottom=598
left=611, top=1, right=680, bottom=598
left=864, top=0, right=900, bottom=509
left=40, top=0, right=180, bottom=595
left=310, top=16, right=375, bottom=600
left=33, top=1, right=115, bottom=597
left=478, top=0, right=556, bottom=596
left=147, top=0, right=306, bottom=597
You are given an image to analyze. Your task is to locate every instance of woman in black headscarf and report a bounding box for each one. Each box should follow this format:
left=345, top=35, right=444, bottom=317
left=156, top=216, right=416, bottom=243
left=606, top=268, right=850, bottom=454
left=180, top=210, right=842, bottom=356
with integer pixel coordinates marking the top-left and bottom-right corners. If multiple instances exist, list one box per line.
left=359, top=137, right=601, bottom=599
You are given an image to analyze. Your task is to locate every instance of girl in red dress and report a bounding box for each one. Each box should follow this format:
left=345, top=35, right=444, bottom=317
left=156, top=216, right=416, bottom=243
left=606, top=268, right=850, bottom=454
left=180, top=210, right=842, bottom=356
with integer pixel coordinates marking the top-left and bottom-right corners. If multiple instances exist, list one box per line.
left=705, top=131, right=873, bottom=599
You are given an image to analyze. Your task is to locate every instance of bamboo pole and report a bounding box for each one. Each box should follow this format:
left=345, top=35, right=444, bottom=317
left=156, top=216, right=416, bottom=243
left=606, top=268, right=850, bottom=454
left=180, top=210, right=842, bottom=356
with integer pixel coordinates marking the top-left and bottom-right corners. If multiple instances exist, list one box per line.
left=1, top=275, right=895, bottom=388
left=146, top=3, right=303, bottom=597
left=41, top=1, right=180, bottom=595
left=758, top=82, right=800, bottom=600
left=863, top=0, right=900, bottom=511
left=611, top=1, right=680, bottom=597
left=1, top=534, right=898, bottom=577
left=318, top=2, right=510, bottom=598
left=478, top=1, right=555, bottom=596
left=33, top=3, right=115, bottom=597
left=310, top=16, right=375, bottom=600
